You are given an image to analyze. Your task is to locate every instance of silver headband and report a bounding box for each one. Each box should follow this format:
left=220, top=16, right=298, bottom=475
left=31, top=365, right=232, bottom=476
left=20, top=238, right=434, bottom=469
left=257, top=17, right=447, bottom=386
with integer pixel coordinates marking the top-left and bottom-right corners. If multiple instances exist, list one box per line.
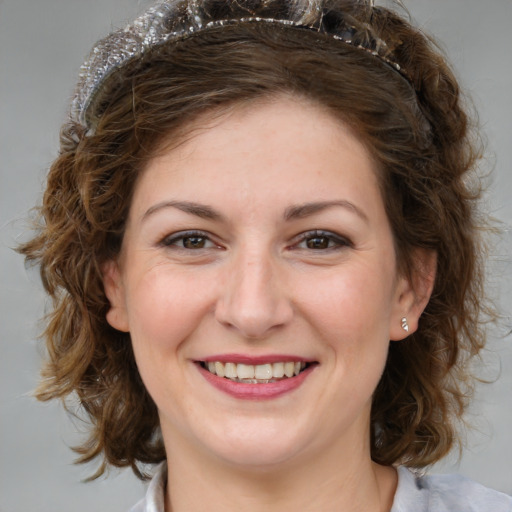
left=71, top=0, right=411, bottom=133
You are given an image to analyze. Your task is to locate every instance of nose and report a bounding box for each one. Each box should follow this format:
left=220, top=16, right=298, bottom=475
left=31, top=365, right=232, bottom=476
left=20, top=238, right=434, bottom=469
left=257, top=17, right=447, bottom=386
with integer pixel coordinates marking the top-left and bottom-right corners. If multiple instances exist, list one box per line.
left=215, top=248, right=293, bottom=339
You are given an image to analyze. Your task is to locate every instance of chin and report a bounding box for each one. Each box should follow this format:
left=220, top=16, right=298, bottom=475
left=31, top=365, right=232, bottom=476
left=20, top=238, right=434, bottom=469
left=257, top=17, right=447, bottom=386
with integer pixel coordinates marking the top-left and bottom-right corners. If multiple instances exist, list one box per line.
left=193, top=416, right=312, bottom=470
left=215, top=441, right=304, bottom=470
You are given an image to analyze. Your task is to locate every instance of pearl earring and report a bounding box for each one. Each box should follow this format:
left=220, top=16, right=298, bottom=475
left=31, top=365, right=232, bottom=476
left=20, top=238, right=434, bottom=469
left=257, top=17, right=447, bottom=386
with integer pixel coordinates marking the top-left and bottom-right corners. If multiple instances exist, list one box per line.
left=401, top=317, right=409, bottom=332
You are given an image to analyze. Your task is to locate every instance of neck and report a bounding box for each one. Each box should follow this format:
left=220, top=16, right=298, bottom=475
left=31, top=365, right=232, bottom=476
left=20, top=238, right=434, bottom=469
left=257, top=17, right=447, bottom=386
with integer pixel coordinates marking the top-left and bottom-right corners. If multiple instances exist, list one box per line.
left=163, top=433, right=397, bottom=512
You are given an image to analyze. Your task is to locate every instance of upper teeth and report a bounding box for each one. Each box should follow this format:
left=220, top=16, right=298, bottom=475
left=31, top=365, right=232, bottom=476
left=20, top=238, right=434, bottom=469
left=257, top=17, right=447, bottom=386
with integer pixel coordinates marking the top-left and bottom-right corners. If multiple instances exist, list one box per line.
left=206, top=361, right=306, bottom=380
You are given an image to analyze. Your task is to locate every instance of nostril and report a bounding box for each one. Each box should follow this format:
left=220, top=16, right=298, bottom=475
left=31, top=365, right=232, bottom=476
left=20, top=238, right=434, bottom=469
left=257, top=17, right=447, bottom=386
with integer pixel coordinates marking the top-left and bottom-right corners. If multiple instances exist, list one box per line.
left=215, top=302, right=294, bottom=339
left=214, top=265, right=293, bottom=339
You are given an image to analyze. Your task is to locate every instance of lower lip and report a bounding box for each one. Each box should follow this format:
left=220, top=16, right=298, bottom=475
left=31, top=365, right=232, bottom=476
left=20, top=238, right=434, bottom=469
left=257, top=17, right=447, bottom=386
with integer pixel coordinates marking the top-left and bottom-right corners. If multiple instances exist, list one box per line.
left=197, top=364, right=316, bottom=400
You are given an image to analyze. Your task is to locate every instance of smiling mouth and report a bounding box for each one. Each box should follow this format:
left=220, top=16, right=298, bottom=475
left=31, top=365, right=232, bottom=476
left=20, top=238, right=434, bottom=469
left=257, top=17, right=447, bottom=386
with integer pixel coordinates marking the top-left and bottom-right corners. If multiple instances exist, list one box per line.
left=199, top=361, right=312, bottom=383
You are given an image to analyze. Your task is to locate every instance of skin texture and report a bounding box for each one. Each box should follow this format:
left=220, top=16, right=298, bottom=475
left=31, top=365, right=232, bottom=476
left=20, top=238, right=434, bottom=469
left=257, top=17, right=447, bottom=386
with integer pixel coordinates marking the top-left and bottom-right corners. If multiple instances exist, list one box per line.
left=103, top=96, right=434, bottom=511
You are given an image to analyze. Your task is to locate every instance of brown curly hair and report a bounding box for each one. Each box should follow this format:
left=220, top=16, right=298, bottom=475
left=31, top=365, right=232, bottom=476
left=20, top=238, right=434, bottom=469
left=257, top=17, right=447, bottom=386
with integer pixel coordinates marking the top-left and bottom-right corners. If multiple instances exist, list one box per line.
left=20, top=0, right=491, bottom=479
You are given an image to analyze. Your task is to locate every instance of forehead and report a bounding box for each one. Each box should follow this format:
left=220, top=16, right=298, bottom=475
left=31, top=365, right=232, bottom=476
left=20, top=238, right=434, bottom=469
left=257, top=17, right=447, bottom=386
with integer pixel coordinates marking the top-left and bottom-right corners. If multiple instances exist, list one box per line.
left=131, top=95, right=383, bottom=222
left=149, top=93, right=376, bottom=167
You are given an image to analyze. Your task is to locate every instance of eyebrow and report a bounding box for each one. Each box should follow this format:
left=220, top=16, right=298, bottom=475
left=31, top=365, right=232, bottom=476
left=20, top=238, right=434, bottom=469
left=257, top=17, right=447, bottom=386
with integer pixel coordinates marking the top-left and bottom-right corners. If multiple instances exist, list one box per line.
left=142, top=199, right=368, bottom=223
left=283, top=200, right=368, bottom=223
left=142, top=200, right=225, bottom=222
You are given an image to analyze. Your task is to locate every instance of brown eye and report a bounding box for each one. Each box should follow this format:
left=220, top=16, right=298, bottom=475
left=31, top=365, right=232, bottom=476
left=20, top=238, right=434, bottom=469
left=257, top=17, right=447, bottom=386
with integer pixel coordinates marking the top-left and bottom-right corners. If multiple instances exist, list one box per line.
left=182, top=236, right=207, bottom=249
left=306, top=236, right=331, bottom=249
left=161, top=231, right=217, bottom=250
left=294, top=230, right=351, bottom=251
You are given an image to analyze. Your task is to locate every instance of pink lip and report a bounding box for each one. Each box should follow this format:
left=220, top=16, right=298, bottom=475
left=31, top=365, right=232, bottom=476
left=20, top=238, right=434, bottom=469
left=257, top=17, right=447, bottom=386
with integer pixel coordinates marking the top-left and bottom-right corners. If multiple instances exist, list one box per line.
left=197, top=362, right=317, bottom=400
left=200, top=353, right=313, bottom=365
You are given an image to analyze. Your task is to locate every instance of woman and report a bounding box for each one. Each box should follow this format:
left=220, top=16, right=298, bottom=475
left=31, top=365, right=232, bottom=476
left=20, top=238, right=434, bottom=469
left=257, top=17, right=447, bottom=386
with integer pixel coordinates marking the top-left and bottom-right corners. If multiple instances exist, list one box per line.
left=20, top=0, right=512, bottom=510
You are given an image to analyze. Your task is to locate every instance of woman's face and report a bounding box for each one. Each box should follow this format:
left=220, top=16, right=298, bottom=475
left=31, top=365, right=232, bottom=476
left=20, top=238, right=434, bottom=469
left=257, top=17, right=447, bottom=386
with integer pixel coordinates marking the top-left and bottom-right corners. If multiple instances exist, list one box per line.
left=104, top=96, right=416, bottom=470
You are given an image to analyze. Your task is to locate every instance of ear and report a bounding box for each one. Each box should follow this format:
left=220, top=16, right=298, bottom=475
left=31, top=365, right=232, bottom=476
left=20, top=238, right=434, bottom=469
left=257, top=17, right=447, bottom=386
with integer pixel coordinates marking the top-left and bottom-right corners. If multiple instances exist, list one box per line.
left=102, top=260, right=130, bottom=333
left=390, top=249, right=437, bottom=341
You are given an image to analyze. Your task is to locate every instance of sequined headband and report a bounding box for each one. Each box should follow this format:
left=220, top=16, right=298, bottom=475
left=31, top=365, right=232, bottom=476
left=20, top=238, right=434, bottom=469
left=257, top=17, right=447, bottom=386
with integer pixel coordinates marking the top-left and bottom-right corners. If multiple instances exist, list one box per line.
left=71, top=0, right=411, bottom=133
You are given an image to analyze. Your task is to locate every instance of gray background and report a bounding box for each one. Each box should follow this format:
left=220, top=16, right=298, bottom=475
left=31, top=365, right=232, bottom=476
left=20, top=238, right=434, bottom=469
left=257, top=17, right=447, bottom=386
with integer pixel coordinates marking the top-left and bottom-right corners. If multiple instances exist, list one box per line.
left=1, top=1, right=511, bottom=510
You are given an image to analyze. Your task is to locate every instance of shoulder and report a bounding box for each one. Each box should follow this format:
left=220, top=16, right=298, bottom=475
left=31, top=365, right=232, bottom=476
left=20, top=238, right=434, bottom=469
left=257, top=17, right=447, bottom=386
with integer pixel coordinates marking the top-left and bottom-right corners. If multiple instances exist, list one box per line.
left=392, top=466, right=512, bottom=512
left=126, top=463, right=512, bottom=512
left=127, top=462, right=167, bottom=512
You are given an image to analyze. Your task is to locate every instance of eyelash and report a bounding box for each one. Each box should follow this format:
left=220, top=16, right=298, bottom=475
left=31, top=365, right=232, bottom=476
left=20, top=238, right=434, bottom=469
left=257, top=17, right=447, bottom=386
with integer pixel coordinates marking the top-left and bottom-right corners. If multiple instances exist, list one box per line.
left=293, top=230, right=352, bottom=251
left=160, top=230, right=218, bottom=250
left=160, top=229, right=352, bottom=252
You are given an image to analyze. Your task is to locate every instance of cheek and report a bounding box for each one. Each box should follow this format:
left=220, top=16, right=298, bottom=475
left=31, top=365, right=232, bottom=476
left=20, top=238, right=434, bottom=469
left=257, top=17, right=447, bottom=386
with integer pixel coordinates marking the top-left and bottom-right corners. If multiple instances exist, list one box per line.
left=294, top=259, right=396, bottom=394
left=123, top=268, right=218, bottom=419
left=125, top=267, right=215, bottom=355
left=297, top=260, right=396, bottom=339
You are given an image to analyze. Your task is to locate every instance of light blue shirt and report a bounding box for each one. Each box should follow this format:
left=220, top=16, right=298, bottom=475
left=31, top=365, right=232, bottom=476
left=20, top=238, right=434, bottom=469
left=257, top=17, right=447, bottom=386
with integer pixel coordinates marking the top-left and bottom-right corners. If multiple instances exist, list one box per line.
left=392, top=466, right=512, bottom=511
left=129, top=463, right=512, bottom=511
